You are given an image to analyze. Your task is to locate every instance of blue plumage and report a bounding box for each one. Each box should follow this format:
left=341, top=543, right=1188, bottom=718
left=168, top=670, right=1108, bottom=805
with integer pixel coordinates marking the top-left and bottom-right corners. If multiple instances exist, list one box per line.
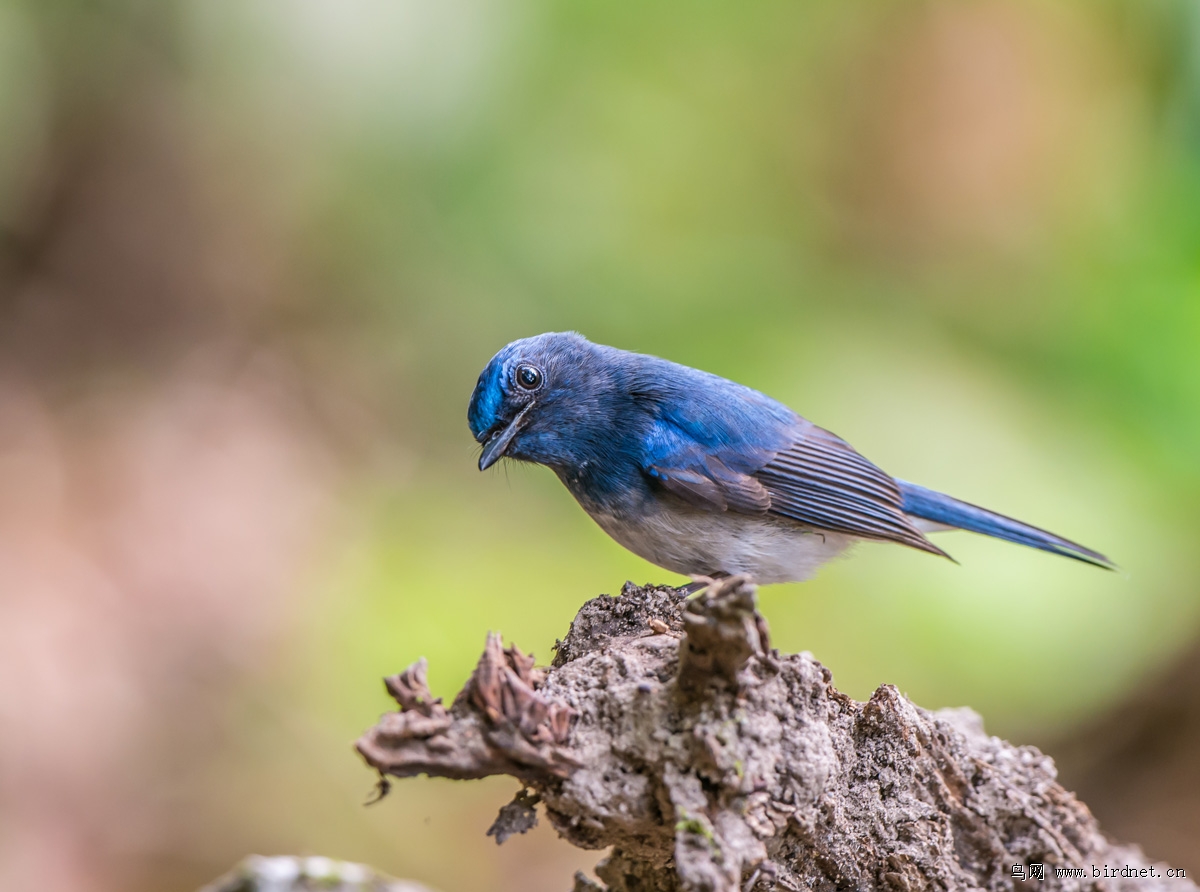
left=896, top=481, right=1111, bottom=568
left=467, top=332, right=1113, bottom=582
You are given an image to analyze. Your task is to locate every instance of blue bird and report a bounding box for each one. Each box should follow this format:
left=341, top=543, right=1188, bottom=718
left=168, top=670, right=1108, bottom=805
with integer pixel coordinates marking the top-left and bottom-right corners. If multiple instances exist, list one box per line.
left=467, top=332, right=1113, bottom=583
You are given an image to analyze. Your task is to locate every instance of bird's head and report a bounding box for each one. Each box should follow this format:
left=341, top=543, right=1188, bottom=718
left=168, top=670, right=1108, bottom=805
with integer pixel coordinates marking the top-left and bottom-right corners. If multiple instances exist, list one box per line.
left=468, top=331, right=617, bottom=472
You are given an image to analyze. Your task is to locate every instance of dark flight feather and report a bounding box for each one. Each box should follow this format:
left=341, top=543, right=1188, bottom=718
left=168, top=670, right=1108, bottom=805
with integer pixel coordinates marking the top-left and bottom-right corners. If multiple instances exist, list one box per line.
left=755, top=425, right=948, bottom=556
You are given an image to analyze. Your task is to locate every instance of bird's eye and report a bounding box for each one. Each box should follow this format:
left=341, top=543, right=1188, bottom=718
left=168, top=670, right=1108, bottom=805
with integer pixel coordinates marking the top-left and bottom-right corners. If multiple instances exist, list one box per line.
left=515, top=364, right=544, bottom=391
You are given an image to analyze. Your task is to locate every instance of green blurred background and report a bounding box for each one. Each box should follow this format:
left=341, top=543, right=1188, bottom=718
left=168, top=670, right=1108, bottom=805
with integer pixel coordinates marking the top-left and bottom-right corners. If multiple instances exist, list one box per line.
left=1, top=1, right=1198, bottom=889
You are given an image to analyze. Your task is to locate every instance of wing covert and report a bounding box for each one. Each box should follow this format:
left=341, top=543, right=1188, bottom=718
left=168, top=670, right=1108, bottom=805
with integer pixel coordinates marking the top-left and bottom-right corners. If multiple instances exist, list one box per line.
left=640, top=417, right=773, bottom=514
left=646, top=457, right=771, bottom=514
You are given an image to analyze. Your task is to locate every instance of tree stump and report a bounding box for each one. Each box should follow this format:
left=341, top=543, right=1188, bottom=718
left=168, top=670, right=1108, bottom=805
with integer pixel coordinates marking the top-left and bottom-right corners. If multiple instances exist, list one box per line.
left=356, top=578, right=1195, bottom=892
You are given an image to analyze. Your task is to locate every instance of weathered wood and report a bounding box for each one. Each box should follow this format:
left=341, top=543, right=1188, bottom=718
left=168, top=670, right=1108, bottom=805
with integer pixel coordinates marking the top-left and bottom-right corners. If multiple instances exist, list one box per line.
left=357, top=578, right=1195, bottom=892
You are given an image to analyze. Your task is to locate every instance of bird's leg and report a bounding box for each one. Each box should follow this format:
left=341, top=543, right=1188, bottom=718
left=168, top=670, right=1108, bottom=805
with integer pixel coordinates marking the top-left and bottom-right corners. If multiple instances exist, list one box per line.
left=675, top=572, right=729, bottom=598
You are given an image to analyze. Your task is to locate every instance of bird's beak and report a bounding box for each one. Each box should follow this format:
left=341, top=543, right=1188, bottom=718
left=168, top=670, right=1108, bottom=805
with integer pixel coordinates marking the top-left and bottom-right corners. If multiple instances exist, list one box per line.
left=478, top=403, right=533, bottom=471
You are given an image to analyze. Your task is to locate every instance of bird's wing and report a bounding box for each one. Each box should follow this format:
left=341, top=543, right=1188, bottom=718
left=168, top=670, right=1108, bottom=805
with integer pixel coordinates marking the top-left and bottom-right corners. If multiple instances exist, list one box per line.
left=642, top=418, right=947, bottom=557
left=754, top=425, right=947, bottom=556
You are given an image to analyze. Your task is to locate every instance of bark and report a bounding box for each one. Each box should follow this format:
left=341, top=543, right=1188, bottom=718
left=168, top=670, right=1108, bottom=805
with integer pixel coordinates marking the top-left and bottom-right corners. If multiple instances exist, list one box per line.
left=356, top=578, right=1195, bottom=892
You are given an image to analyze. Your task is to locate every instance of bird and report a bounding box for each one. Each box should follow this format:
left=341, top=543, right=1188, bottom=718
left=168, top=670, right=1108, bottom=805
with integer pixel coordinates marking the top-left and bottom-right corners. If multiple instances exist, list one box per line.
left=466, top=332, right=1113, bottom=584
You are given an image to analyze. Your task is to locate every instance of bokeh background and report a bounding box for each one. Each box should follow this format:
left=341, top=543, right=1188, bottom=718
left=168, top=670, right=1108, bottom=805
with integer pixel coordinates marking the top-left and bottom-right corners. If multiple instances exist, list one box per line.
left=1, top=1, right=1198, bottom=889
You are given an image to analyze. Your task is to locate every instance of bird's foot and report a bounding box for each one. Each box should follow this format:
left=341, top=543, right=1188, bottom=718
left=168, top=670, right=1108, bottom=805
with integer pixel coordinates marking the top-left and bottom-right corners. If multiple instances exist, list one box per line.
left=675, top=573, right=731, bottom=598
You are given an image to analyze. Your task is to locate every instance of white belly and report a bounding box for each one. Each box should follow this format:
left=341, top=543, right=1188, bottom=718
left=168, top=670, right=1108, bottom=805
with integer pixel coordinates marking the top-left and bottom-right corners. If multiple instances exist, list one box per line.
left=587, top=506, right=855, bottom=584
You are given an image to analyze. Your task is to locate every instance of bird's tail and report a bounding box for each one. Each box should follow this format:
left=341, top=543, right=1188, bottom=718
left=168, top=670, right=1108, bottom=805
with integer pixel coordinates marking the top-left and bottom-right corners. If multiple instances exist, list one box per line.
left=896, top=480, right=1115, bottom=569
